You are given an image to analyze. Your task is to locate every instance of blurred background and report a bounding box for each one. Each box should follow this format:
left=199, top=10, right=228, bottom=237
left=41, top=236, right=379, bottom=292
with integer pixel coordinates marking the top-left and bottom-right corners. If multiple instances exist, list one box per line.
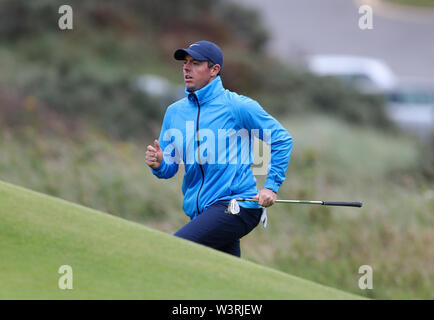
left=0, top=0, right=433, bottom=299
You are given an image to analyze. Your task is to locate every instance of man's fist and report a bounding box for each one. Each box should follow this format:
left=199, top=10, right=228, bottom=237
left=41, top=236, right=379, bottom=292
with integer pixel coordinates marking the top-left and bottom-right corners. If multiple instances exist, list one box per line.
left=145, top=139, right=163, bottom=170
left=253, top=188, right=277, bottom=207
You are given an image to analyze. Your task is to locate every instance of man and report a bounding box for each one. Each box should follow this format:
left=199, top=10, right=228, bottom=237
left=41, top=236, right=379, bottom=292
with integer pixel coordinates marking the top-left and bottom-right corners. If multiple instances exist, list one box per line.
left=145, top=40, right=292, bottom=257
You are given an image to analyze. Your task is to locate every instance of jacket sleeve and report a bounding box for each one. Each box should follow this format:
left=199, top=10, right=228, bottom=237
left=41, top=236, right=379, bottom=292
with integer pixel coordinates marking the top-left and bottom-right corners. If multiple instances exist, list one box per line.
left=234, top=98, right=293, bottom=193
left=151, top=108, right=180, bottom=179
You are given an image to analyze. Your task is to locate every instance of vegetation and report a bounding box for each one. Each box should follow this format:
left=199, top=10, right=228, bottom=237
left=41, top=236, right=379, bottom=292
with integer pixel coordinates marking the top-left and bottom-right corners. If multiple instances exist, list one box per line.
left=0, top=0, right=432, bottom=299
left=0, top=0, right=391, bottom=140
left=1, top=112, right=432, bottom=299
left=0, top=180, right=362, bottom=299
left=387, top=0, right=434, bottom=7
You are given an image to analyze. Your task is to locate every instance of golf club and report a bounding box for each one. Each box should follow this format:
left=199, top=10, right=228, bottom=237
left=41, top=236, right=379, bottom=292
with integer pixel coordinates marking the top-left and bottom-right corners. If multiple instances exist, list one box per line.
left=225, top=198, right=362, bottom=215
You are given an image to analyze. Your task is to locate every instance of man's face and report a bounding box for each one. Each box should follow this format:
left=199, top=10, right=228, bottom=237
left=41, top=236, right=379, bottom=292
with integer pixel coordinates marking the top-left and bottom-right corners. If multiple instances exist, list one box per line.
left=183, top=55, right=219, bottom=92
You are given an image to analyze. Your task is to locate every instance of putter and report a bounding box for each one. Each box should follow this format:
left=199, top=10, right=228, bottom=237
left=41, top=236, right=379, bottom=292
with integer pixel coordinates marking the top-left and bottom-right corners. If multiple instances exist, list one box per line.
left=226, top=198, right=362, bottom=215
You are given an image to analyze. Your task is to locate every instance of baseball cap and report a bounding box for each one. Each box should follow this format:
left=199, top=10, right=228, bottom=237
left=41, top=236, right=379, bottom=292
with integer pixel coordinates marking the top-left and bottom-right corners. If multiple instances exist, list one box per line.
left=174, top=40, right=223, bottom=71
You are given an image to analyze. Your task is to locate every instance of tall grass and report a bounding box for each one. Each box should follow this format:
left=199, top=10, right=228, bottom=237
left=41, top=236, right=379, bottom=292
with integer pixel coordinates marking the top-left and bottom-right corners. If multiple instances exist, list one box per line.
left=0, top=113, right=433, bottom=298
left=0, top=125, right=186, bottom=226
left=246, top=115, right=434, bottom=299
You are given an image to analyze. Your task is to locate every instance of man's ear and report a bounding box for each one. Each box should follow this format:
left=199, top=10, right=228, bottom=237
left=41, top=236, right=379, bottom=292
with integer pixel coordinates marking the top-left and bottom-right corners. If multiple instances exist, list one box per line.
left=211, top=64, right=221, bottom=77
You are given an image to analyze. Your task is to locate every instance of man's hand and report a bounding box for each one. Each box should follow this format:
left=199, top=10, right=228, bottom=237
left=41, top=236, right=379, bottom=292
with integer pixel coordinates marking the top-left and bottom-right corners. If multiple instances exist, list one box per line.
left=145, top=140, right=163, bottom=170
left=253, top=188, right=277, bottom=207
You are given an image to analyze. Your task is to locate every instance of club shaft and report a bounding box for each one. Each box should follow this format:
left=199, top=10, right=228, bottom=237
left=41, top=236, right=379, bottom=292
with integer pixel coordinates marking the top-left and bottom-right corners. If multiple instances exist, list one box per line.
left=235, top=199, right=362, bottom=208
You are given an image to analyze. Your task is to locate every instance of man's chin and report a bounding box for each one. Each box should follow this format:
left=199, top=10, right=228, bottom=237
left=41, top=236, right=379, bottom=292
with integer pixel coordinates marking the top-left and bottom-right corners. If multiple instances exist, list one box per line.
left=186, top=84, right=196, bottom=92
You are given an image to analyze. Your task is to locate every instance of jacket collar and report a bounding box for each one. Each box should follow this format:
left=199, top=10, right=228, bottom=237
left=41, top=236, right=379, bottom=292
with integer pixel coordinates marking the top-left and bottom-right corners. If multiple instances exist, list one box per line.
left=186, top=76, right=225, bottom=105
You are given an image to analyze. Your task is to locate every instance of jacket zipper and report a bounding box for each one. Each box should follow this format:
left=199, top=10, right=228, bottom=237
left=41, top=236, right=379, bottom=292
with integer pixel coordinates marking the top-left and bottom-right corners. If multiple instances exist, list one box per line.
left=192, top=94, right=205, bottom=215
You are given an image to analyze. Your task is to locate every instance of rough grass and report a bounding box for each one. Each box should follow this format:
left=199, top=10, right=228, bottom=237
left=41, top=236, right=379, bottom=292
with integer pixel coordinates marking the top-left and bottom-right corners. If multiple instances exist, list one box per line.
left=245, top=115, right=434, bottom=299
left=0, top=113, right=433, bottom=299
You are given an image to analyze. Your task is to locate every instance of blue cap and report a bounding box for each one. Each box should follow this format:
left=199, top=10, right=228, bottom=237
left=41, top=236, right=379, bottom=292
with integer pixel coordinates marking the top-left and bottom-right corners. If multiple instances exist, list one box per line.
left=174, top=40, right=223, bottom=71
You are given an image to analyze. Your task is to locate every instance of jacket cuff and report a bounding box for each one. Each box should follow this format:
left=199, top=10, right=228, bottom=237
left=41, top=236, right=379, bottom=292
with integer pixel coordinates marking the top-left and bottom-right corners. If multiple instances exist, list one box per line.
left=264, top=179, right=280, bottom=194
left=151, top=159, right=167, bottom=176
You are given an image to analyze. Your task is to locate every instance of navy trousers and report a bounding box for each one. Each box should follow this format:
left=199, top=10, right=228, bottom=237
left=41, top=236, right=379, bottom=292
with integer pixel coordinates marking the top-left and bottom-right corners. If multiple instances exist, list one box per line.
left=174, top=201, right=262, bottom=257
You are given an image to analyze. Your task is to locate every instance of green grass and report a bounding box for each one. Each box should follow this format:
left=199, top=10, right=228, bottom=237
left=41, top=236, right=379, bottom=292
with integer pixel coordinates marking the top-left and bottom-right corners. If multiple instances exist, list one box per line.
left=2, top=0, right=431, bottom=300
left=0, top=180, right=362, bottom=299
left=247, top=115, right=434, bottom=299
left=387, top=0, right=434, bottom=7
left=1, top=113, right=433, bottom=299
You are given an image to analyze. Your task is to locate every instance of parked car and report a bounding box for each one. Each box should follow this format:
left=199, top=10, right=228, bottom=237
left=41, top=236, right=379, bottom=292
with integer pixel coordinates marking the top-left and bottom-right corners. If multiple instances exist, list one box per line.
left=385, top=84, right=434, bottom=140
left=307, top=55, right=434, bottom=139
left=306, top=55, right=397, bottom=93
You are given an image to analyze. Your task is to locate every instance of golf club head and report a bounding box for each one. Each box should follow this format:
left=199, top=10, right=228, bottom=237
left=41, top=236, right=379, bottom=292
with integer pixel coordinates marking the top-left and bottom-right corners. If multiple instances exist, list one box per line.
left=226, top=199, right=240, bottom=215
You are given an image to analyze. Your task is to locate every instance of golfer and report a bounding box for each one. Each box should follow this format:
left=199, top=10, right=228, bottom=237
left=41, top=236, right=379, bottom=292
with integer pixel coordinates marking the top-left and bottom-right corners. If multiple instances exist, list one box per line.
left=145, top=40, right=292, bottom=257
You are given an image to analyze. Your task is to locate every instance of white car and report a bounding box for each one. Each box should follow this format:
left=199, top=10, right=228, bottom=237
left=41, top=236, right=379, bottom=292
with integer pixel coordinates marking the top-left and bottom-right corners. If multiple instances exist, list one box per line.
left=307, top=55, right=434, bottom=139
left=385, top=85, right=434, bottom=140
left=306, top=55, right=397, bottom=93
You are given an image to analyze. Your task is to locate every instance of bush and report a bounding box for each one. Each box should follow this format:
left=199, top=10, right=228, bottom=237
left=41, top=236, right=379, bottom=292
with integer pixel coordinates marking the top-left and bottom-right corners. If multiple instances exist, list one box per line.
left=16, top=63, right=166, bottom=138
left=0, top=0, right=268, bottom=53
left=0, top=0, right=391, bottom=138
left=214, top=2, right=269, bottom=53
left=419, top=134, right=434, bottom=180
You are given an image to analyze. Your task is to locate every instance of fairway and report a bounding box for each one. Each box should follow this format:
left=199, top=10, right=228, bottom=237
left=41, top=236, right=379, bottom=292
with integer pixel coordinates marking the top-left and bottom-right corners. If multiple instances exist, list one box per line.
left=0, top=180, right=362, bottom=299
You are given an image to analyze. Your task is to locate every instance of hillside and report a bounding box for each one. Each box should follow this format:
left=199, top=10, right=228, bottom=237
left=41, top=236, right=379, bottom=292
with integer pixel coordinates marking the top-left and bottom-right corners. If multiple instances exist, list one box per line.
left=0, top=0, right=432, bottom=300
left=0, top=180, right=362, bottom=299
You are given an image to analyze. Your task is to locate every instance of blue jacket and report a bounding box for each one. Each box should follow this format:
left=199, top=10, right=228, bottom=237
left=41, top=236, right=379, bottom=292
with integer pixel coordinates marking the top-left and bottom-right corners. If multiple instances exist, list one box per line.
left=151, top=76, right=292, bottom=220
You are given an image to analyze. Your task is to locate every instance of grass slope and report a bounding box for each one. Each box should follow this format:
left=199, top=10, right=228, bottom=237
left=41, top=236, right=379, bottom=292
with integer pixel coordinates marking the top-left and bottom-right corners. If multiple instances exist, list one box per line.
left=0, top=180, right=362, bottom=299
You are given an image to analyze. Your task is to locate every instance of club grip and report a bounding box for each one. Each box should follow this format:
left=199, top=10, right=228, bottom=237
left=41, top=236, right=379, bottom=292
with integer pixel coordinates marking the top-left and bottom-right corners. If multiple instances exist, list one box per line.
left=322, top=201, right=362, bottom=208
